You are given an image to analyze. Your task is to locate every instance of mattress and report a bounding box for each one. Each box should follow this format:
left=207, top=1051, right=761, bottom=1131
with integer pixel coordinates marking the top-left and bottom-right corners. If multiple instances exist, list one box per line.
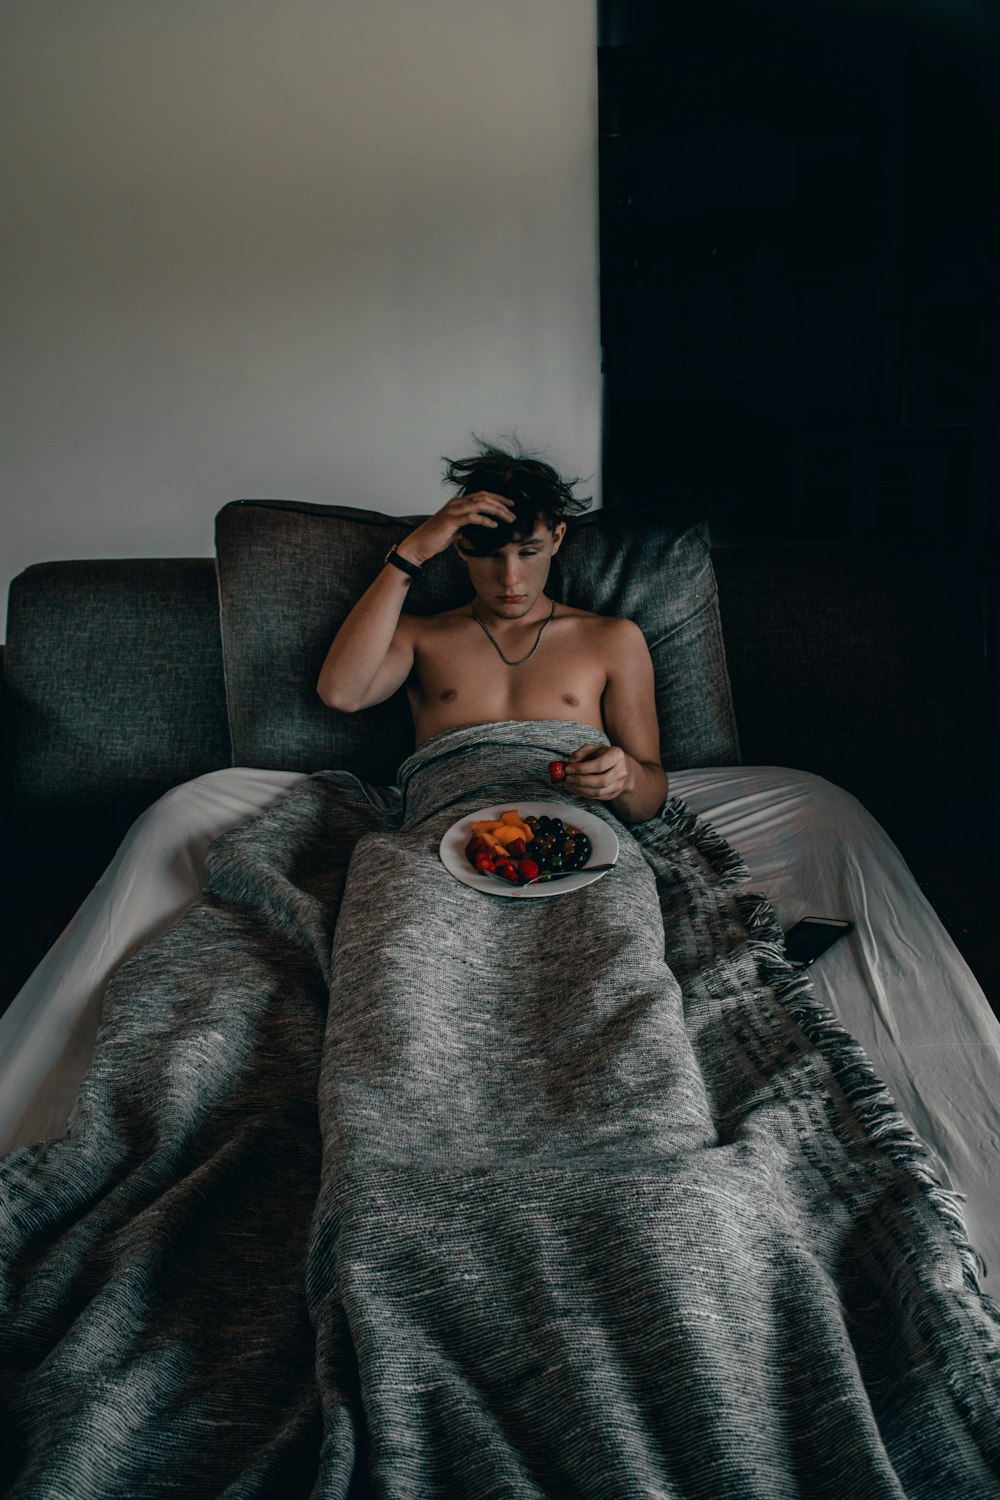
left=2, top=763, right=998, bottom=1282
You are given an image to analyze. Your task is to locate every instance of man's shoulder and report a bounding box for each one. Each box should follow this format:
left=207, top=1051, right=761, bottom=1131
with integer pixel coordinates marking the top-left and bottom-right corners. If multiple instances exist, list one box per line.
left=568, top=609, right=642, bottom=648
left=579, top=609, right=643, bottom=639
left=399, top=605, right=466, bottom=633
left=562, top=604, right=607, bottom=622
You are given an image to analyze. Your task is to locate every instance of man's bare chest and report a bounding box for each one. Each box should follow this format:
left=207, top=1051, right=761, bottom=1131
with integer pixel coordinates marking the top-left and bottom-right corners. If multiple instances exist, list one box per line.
left=407, top=615, right=608, bottom=721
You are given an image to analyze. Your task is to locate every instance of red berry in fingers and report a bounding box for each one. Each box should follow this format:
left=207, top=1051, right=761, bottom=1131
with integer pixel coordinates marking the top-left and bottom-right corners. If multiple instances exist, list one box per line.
left=549, top=760, right=567, bottom=783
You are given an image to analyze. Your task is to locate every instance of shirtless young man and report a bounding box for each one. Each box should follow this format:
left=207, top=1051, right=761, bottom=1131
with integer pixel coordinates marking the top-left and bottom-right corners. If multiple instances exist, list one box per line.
left=316, top=447, right=668, bottom=824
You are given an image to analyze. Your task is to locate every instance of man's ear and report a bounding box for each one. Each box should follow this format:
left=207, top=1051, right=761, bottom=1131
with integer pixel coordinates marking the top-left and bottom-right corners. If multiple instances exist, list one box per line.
left=550, top=521, right=568, bottom=554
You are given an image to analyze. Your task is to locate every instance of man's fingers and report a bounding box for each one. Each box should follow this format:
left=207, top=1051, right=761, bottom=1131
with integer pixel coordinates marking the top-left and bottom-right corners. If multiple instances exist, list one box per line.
left=474, top=497, right=514, bottom=514
left=567, top=748, right=612, bottom=774
left=565, top=746, right=629, bottom=803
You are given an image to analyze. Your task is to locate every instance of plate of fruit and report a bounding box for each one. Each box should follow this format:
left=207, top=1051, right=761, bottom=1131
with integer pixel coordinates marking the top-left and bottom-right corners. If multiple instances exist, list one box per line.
left=439, top=802, right=619, bottom=899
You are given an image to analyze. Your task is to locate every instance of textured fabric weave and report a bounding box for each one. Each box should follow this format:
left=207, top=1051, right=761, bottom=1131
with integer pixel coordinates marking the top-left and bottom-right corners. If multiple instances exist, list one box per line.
left=2, top=559, right=231, bottom=846
left=214, top=499, right=739, bottom=782
left=2, top=719, right=998, bottom=1499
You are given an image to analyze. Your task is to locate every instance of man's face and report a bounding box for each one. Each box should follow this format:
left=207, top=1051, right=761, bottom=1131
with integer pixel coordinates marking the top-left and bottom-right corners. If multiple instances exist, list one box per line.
left=454, top=520, right=567, bottom=618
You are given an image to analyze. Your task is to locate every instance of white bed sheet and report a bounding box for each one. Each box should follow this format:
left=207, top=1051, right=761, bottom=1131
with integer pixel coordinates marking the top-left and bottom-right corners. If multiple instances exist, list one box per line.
left=2, top=765, right=998, bottom=1280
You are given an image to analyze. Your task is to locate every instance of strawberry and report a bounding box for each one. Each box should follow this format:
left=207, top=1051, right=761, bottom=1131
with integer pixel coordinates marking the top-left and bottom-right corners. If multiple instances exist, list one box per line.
left=518, top=858, right=540, bottom=883
left=474, top=852, right=496, bottom=875
left=495, top=861, right=519, bottom=883
left=506, top=837, right=527, bottom=859
left=549, top=759, right=567, bottom=783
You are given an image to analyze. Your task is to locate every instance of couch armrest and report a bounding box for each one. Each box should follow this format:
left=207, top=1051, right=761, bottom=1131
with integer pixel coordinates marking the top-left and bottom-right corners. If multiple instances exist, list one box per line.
left=0, top=563, right=235, bottom=1017
left=2, top=559, right=232, bottom=857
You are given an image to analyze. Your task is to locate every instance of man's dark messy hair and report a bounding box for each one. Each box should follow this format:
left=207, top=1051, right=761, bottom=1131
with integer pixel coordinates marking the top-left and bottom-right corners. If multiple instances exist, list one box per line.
left=442, top=437, right=592, bottom=556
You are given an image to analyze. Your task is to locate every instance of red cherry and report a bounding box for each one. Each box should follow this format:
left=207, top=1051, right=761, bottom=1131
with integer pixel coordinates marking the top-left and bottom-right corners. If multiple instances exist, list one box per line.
left=549, top=760, right=567, bottom=783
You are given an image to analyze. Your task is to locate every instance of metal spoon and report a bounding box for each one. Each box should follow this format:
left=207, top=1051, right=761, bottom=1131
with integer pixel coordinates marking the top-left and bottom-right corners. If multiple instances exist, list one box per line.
left=490, top=861, right=617, bottom=888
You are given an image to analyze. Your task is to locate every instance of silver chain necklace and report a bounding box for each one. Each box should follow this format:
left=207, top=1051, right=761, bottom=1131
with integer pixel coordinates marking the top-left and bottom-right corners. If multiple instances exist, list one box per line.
left=471, top=597, right=556, bottom=666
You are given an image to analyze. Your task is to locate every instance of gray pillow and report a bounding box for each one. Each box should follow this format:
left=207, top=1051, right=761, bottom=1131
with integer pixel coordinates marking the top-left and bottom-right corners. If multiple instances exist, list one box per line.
left=214, top=499, right=740, bottom=783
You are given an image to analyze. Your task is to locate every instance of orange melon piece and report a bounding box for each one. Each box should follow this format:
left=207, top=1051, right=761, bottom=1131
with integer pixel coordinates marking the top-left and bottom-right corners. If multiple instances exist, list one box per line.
left=498, top=811, right=533, bottom=840
left=493, top=825, right=526, bottom=846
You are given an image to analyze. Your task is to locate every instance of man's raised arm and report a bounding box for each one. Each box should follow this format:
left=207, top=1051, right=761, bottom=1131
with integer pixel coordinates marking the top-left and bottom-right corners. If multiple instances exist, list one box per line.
left=316, top=489, right=515, bottom=712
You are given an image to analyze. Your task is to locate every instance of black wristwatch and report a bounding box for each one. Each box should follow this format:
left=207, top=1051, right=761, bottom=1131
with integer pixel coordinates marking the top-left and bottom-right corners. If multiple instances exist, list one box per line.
left=383, top=543, right=424, bottom=581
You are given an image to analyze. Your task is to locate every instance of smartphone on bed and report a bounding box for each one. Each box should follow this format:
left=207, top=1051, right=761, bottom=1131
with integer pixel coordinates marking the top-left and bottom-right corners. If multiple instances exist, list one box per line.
left=783, top=917, right=854, bottom=968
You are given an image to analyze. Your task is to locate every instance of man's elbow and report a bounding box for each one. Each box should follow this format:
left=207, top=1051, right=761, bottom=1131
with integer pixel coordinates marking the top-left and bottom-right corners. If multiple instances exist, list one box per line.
left=316, top=682, right=357, bottom=713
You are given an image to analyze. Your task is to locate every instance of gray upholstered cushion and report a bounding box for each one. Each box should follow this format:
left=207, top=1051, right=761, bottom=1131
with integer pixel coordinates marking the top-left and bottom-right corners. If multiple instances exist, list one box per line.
left=2, top=560, right=231, bottom=846
left=215, top=499, right=740, bottom=782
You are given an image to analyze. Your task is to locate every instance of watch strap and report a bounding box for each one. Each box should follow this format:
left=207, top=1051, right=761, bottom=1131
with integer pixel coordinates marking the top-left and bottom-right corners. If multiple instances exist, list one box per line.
left=383, top=544, right=424, bottom=580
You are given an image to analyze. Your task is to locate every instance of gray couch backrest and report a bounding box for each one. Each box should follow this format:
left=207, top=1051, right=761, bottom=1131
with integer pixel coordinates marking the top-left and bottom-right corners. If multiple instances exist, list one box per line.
left=214, top=499, right=740, bottom=785
left=1, top=537, right=993, bottom=864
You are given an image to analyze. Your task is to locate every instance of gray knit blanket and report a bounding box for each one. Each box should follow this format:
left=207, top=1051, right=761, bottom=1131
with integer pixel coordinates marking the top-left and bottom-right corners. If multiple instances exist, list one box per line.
left=2, top=719, right=999, bottom=1499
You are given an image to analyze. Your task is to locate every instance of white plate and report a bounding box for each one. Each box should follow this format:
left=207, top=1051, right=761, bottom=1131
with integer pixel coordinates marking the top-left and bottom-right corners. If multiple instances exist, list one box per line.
left=439, top=801, right=620, bottom=899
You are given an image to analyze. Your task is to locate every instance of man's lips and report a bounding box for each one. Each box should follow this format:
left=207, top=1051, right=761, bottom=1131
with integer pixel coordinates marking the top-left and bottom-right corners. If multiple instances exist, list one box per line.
left=499, top=595, right=525, bottom=602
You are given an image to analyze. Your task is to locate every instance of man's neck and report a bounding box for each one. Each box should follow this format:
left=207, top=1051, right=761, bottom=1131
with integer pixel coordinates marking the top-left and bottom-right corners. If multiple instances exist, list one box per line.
left=470, top=595, right=554, bottom=634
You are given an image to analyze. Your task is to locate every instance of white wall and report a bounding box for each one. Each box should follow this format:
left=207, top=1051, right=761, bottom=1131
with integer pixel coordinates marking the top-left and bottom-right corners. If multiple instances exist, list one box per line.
left=0, top=0, right=600, bottom=638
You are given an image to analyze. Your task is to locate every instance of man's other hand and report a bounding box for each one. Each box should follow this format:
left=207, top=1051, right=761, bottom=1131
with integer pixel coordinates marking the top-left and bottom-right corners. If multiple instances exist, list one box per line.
left=563, top=743, right=633, bottom=802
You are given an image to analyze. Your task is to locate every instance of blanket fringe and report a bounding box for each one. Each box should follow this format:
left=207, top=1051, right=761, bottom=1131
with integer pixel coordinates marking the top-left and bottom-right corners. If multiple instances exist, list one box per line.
left=641, top=795, right=752, bottom=889
left=733, top=887, right=996, bottom=1304
left=645, top=794, right=993, bottom=1302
